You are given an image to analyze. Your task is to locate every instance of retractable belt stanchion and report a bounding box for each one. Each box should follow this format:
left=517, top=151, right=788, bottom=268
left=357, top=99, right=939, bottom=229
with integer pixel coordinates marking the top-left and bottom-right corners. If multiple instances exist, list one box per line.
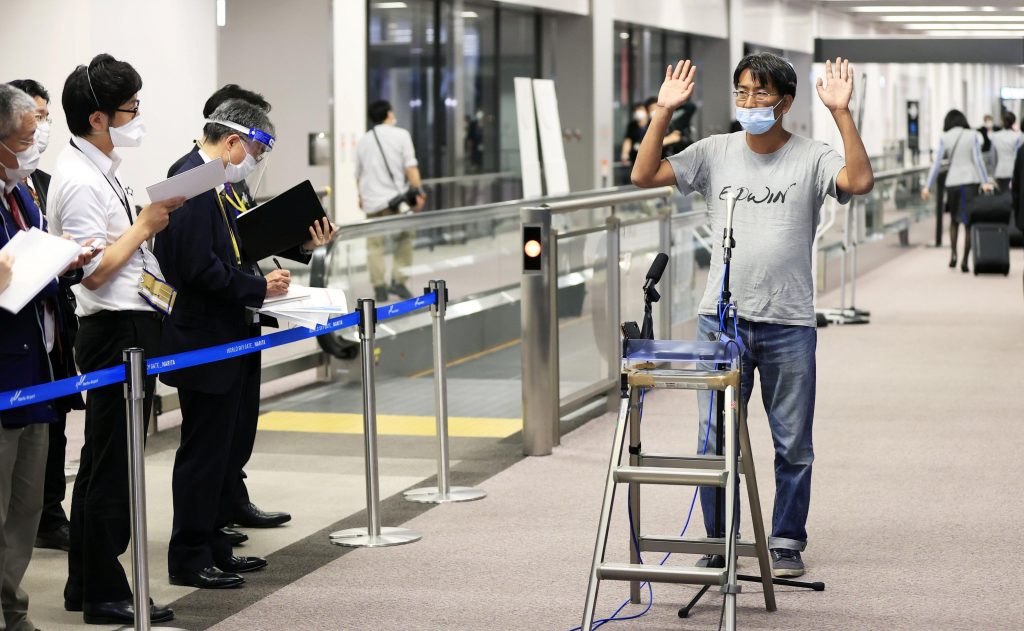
left=330, top=298, right=422, bottom=548
left=123, top=348, right=184, bottom=631
left=404, top=280, right=487, bottom=504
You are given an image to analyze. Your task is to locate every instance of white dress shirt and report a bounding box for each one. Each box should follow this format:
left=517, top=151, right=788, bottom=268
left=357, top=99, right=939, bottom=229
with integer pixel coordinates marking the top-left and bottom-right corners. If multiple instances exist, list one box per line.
left=47, top=138, right=161, bottom=316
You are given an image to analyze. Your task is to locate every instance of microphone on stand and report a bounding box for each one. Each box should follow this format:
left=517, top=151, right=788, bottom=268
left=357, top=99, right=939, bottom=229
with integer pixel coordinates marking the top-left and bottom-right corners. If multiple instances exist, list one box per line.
left=640, top=252, right=669, bottom=340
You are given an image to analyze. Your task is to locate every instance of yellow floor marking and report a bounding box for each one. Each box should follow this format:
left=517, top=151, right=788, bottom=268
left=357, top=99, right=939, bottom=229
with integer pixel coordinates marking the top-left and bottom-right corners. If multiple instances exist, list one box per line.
left=258, top=411, right=521, bottom=438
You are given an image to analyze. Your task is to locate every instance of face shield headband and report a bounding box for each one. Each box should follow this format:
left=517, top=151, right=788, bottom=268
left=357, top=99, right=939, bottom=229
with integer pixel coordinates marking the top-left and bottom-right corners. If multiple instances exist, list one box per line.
left=204, top=118, right=276, bottom=153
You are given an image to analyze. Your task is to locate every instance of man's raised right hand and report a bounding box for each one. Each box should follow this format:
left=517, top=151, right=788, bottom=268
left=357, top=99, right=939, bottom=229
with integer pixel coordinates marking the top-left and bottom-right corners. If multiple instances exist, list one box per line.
left=657, top=60, right=697, bottom=112
left=137, top=196, right=186, bottom=238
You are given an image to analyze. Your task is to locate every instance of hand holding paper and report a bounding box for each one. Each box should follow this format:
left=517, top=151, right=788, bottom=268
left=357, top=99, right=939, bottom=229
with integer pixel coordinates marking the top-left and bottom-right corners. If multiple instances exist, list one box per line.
left=0, top=252, right=12, bottom=294
left=0, top=228, right=82, bottom=313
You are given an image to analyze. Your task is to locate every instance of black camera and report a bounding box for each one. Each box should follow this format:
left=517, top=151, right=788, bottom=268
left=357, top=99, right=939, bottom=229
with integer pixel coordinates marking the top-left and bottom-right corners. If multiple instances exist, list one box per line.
left=387, top=186, right=422, bottom=214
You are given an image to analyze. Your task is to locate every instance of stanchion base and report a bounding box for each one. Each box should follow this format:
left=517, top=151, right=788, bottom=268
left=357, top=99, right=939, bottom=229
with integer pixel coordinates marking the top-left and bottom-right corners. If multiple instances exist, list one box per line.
left=329, top=526, right=422, bottom=548
left=403, top=486, right=487, bottom=504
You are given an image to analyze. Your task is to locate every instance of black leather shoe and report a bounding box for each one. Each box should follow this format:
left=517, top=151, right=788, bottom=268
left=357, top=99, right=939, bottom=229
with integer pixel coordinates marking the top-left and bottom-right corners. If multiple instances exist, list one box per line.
left=222, top=526, right=249, bottom=546
left=64, top=583, right=82, bottom=612
left=36, top=522, right=71, bottom=551
left=218, top=555, right=267, bottom=573
left=169, top=567, right=244, bottom=589
left=389, top=282, right=413, bottom=299
left=232, top=502, right=291, bottom=528
left=82, top=599, right=174, bottom=625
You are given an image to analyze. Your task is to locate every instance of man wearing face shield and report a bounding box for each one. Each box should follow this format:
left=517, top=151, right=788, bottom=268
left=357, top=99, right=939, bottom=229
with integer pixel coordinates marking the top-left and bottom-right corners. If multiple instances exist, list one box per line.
left=7, top=78, right=86, bottom=555
left=47, top=54, right=183, bottom=626
left=168, top=86, right=332, bottom=541
left=631, top=53, right=874, bottom=579
left=154, top=99, right=288, bottom=590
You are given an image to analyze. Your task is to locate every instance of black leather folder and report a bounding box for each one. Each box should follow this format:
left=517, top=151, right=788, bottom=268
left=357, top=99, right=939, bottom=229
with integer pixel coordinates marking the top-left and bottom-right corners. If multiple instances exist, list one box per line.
left=235, top=180, right=327, bottom=261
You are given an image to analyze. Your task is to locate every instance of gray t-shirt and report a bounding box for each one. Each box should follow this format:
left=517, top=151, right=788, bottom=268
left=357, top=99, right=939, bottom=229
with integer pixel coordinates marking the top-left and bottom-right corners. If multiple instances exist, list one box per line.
left=669, top=131, right=850, bottom=327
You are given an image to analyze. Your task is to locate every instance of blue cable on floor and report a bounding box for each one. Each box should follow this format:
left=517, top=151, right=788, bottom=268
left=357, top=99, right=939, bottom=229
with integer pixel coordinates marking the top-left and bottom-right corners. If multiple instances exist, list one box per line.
left=571, top=387, right=715, bottom=631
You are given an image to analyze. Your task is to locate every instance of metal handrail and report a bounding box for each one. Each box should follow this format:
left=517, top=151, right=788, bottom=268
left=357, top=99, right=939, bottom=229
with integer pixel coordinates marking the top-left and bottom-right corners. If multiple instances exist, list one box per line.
left=330, top=185, right=641, bottom=241
left=421, top=170, right=519, bottom=186
left=538, top=186, right=676, bottom=214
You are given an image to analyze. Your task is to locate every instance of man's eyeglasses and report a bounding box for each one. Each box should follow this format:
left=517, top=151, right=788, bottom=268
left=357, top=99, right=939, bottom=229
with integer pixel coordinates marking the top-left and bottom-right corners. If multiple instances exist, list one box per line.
left=116, top=100, right=141, bottom=117
left=733, top=90, right=779, bottom=104
left=34, top=114, right=52, bottom=124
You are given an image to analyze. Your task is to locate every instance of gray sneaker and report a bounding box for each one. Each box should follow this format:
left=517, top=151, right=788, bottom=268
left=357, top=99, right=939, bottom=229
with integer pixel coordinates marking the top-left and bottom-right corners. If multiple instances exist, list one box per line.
left=695, top=554, right=725, bottom=568
left=771, top=548, right=805, bottom=577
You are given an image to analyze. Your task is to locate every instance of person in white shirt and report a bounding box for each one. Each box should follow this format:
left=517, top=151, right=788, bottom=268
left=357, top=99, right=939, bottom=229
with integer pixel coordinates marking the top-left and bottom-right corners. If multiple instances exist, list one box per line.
left=46, top=54, right=182, bottom=627
left=355, top=100, right=425, bottom=302
left=990, top=111, right=1023, bottom=192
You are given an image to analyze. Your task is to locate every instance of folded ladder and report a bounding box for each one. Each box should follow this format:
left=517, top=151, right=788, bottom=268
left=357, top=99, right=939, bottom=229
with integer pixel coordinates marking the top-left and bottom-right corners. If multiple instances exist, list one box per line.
left=580, top=340, right=776, bottom=631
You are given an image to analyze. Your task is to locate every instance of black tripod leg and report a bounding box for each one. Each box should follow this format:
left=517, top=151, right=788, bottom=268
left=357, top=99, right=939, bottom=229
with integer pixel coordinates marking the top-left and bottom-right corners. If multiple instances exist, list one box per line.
left=677, top=585, right=711, bottom=618
left=737, top=574, right=825, bottom=591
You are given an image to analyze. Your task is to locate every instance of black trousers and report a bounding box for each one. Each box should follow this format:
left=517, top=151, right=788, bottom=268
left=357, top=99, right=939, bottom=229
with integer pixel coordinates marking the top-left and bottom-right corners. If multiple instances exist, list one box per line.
left=226, top=354, right=260, bottom=514
left=168, top=354, right=257, bottom=574
left=66, top=311, right=160, bottom=605
left=38, top=412, right=68, bottom=533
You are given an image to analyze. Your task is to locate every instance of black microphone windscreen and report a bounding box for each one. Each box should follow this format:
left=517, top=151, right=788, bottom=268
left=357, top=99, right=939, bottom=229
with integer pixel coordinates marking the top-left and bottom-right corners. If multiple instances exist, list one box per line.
left=646, top=253, right=669, bottom=283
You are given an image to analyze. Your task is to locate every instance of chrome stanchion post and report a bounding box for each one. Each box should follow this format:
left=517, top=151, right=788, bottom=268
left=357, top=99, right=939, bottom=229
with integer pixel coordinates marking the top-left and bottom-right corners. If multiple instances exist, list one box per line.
left=405, top=281, right=486, bottom=504
left=331, top=299, right=422, bottom=548
left=123, top=348, right=151, bottom=631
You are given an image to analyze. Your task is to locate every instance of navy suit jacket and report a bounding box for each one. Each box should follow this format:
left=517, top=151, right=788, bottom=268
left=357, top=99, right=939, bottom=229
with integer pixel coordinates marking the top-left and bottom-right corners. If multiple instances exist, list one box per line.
left=0, top=184, right=59, bottom=427
left=153, top=152, right=266, bottom=394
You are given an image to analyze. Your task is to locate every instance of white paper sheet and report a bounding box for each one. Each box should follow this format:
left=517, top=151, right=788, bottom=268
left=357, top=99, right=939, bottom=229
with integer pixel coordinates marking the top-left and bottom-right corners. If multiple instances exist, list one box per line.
left=145, top=158, right=227, bottom=203
left=0, top=228, right=81, bottom=314
left=250, top=286, right=349, bottom=330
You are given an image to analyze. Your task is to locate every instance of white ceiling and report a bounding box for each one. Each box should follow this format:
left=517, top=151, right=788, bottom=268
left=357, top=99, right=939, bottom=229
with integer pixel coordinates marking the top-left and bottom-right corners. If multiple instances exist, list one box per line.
left=813, top=0, right=1024, bottom=37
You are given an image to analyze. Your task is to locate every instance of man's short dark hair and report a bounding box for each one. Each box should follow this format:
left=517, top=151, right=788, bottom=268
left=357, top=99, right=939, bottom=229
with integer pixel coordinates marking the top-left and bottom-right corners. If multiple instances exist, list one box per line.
left=643, top=96, right=658, bottom=109
left=203, top=84, right=270, bottom=118
left=62, top=53, right=142, bottom=137
left=733, top=52, right=797, bottom=99
left=1002, top=111, right=1016, bottom=129
left=943, top=109, right=970, bottom=132
left=8, top=79, right=49, bottom=103
left=369, top=100, right=392, bottom=125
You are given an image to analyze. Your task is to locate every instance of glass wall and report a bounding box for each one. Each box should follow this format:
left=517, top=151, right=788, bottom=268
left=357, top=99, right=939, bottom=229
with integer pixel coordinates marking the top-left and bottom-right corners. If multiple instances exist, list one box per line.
left=368, top=0, right=540, bottom=183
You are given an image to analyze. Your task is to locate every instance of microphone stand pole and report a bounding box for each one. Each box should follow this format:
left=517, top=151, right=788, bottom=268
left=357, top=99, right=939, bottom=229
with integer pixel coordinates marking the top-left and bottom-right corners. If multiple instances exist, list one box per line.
left=678, top=194, right=824, bottom=621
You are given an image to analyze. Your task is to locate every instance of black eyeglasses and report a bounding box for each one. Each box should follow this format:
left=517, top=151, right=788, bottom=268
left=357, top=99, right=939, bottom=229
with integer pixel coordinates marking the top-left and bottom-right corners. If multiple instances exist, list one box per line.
left=116, top=100, right=141, bottom=117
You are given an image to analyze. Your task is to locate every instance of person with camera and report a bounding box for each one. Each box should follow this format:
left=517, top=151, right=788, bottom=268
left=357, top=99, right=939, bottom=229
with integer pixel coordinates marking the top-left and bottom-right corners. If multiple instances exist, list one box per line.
left=355, top=100, right=425, bottom=303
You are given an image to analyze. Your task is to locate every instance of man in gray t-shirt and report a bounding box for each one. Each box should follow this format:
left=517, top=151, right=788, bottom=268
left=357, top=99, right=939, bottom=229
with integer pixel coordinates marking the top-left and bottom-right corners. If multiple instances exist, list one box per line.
left=632, top=53, right=874, bottom=578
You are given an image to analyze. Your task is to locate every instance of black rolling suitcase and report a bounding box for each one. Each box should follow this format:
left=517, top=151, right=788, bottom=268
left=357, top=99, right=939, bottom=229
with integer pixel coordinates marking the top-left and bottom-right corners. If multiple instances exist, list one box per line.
left=971, top=224, right=1011, bottom=275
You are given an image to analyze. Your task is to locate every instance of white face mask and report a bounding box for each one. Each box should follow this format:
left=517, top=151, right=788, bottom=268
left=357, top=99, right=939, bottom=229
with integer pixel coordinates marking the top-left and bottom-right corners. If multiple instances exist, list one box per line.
left=34, top=121, right=50, bottom=154
left=0, top=141, right=41, bottom=192
left=224, top=143, right=257, bottom=184
left=109, top=115, right=147, bottom=148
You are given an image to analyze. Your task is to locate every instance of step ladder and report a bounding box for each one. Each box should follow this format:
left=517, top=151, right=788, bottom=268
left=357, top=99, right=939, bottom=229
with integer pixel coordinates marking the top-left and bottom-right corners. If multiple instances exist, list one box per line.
left=580, top=339, right=776, bottom=631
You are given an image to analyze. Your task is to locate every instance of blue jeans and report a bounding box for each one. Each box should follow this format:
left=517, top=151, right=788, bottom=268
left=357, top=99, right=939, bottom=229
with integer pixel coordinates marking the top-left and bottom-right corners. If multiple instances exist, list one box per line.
left=695, top=314, right=816, bottom=551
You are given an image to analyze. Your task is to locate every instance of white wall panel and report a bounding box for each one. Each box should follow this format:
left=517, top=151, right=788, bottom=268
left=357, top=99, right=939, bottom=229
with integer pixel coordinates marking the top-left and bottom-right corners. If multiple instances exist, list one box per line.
left=498, top=0, right=588, bottom=16
left=612, top=0, right=728, bottom=39
left=4, top=0, right=218, bottom=204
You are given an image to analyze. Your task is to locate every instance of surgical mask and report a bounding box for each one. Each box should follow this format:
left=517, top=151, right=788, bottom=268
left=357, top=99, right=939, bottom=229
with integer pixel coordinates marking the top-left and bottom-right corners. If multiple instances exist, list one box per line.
left=735, top=101, right=783, bottom=135
left=634, top=110, right=648, bottom=124
left=0, top=141, right=40, bottom=192
left=224, top=144, right=257, bottom=183
left=109, top=115, right=147, bottom=147
left=34, top=121, right=50, bottom=154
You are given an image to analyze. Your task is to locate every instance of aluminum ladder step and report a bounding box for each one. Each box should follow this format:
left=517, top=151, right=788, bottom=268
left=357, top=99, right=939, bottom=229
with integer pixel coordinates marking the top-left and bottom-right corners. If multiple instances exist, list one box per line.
left=613, top=466, right=726, bottom=487
left=597, top=563, right=726, bottom=586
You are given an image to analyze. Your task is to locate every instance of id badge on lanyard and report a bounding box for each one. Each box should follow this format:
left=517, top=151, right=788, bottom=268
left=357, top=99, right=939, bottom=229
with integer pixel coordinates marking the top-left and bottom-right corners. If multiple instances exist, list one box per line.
left=113, top=173, right=178, bottom=315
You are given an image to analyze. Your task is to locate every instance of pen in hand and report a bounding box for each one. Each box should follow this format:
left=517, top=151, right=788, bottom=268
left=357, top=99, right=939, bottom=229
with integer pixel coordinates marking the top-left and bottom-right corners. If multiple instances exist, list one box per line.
left=273, top=257, right=283, bottom=270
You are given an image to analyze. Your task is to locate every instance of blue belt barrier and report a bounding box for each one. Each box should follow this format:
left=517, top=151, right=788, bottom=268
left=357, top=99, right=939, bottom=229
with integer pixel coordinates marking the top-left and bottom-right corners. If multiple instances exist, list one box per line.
left=0, top=291, right=438, bottom=414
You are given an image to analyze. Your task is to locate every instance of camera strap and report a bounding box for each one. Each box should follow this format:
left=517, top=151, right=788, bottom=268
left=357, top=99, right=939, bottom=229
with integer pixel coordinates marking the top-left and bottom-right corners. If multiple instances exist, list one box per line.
left=371, top=127, right=405, bottom=196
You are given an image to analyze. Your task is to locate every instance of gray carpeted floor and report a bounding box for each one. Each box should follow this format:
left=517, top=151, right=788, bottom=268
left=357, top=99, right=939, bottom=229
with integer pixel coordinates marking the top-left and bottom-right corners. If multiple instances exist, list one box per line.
left=203, top=244, right=1024, bottom=630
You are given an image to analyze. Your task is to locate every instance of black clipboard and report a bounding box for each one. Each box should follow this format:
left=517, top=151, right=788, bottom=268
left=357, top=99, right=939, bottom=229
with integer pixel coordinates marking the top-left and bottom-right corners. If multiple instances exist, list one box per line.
left=235, top=180, right=326, bottom=261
